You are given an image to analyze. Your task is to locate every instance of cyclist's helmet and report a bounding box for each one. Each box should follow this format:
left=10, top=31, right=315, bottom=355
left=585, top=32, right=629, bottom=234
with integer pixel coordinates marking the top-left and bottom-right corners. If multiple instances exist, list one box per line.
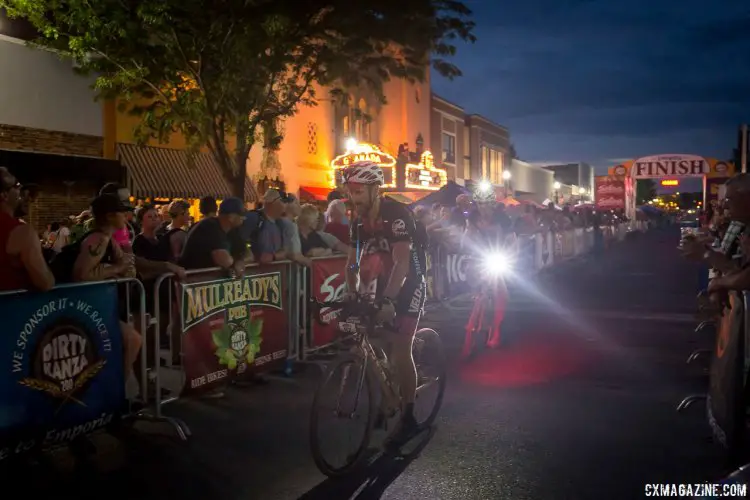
left=474, top=185, right=497, bottom=204
left=341, top=161, right=384, bottom=186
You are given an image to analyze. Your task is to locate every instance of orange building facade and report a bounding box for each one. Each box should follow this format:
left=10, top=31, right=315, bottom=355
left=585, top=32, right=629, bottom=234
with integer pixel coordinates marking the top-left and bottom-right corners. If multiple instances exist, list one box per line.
left=255, top=71, right=437, bottom=202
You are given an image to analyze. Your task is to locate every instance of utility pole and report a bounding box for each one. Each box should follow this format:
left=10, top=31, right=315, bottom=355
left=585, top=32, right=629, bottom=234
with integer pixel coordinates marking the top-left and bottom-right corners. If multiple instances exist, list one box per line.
left=741, top=124, right=748, bottom=173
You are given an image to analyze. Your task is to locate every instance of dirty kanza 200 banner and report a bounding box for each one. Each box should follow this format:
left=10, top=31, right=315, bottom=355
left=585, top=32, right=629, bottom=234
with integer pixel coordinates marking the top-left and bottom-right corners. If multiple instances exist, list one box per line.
left=179, top=265, right=290, bottom=394
left=0, top=283, right=124, bottom=460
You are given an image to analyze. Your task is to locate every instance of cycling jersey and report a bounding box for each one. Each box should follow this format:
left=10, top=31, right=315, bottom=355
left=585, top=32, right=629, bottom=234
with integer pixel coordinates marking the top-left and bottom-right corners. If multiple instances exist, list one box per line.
left=349, top=197, right=426, bottom=318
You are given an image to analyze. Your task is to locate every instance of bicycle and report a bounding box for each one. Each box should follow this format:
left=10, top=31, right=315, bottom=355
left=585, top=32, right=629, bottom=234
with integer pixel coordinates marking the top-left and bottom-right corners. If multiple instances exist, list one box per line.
left=462, top=252, right=513, bottom=358
left=308, top=295, right=447, bottom=477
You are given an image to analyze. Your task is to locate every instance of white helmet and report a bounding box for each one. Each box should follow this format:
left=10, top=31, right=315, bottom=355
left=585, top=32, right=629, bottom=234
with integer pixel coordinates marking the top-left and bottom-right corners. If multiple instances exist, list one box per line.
left=342, top=161, right=384, bottom=185
left=474, top=185, right=496, bottom=204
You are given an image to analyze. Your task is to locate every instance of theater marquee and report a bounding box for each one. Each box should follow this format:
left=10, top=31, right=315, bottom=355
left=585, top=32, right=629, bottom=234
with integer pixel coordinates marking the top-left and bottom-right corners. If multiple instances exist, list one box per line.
left=405, top=151, right=448, bottom=191
left=331, top=142, right=397, bottom=188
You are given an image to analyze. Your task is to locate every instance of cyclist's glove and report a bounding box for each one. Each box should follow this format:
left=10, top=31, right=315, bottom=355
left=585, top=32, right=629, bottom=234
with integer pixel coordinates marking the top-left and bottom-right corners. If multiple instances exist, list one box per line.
left=375, top=297, right=396, bottom=325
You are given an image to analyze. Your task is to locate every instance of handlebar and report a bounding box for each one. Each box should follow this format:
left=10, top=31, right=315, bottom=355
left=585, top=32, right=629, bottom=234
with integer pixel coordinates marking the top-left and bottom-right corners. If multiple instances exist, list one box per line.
left=308, top=296, right=378, bottom=329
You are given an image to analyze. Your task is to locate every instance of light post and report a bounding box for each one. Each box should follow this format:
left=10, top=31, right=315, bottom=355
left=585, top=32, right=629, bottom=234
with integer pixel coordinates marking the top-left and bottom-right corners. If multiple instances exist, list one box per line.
left=578, top=186, right=586, bottom=202
left=553, top=181, right=561, bottom=204
left=502, top=170, right=512, bottom=197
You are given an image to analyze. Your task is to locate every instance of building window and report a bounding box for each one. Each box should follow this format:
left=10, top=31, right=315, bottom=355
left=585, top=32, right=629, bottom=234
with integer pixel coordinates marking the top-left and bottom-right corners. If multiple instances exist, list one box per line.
left=480, top=145, right=504, bottom=183
left=479, top=146, right=491, bottom=181
left=442, top=132, right=456, bottom=165
left=307, top=122, right=318, bottom=155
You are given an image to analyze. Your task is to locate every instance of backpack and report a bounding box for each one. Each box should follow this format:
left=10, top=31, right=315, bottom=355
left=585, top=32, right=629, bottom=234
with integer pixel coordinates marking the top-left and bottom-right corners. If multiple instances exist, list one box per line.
left=48, top=230, right=112, bottom=283
left=158, top=227, right=184, bottom=261
left=241, top=209, right=267, bottom=251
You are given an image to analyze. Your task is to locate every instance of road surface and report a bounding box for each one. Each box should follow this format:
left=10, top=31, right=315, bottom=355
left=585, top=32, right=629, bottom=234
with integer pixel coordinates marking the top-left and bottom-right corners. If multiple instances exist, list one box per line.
left=26, top=227, right=727, bottom=499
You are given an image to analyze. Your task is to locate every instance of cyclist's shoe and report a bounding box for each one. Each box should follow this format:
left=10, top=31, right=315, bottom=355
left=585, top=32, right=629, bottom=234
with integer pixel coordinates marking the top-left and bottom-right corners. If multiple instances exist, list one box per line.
left=487, top=329, right=501, bottom=349
left=385, top=415, right=419, bottom=451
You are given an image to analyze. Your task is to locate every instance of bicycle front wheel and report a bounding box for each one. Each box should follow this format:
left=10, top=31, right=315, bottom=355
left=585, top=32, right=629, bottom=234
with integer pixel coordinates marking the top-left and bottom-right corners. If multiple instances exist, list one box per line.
left=309, top=353, right=376, bottom=477
left=413, top=328, right=447, bottom=428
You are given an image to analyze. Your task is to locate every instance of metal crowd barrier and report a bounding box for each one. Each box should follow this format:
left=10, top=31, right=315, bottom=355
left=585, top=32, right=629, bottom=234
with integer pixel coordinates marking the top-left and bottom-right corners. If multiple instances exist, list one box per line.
left=0, top=278, right=182, bottom=462
left=150, top=260, right=300, bottom=419
left=0, top=222, right=642, bottom=457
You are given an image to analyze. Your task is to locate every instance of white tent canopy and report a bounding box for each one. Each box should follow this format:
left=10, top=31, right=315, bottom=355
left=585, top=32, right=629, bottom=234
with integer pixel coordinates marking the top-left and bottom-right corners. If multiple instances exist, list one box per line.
left=541, top=199, right=563, bottom=210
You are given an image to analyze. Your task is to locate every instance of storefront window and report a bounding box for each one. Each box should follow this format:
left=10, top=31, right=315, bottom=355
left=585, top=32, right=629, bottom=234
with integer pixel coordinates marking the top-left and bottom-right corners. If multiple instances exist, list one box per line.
left=442, top=132, right=456, bottom=165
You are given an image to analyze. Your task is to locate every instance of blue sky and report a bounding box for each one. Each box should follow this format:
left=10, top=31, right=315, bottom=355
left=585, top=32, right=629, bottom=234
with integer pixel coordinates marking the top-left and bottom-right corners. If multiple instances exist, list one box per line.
left=431, top=0, right=750, bottom=175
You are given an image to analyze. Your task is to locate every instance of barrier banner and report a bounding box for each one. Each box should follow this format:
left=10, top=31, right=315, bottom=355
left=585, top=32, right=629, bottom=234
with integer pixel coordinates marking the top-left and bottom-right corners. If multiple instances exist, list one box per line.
left=310, top=256, right=348, bottom=347
left=0, top=283, right=124, bottom=460
left=707, top=292, right=745, bottom=451
left=180, top=264, right=289, bottom=394
left=442, top=252, right=472, bottom=298
left=516, top=235, right=537, bottom=274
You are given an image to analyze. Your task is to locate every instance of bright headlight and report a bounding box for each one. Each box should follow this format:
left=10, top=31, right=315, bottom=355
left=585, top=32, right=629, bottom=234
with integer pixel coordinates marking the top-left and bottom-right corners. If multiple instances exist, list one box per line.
left=482, top=252, right=513, bottom=275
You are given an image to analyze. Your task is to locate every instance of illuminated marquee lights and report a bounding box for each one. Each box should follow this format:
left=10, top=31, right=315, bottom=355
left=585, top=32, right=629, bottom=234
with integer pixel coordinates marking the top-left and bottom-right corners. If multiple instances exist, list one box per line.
left=660, top=179, right=679, bottom=186
left=404, top=151, right=448, bottom=191
left=331, top=142, right=397, bottom=188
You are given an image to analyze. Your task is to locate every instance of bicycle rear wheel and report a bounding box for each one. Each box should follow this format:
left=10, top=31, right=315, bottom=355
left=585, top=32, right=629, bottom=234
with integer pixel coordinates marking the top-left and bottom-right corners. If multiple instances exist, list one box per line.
left=413, top=328, right=447, bottom=428
left=309, top=353, right=376, bottom=477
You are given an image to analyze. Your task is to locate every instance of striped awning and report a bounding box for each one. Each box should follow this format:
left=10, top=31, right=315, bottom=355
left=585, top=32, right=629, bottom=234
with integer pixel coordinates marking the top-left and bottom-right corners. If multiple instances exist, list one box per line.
left=117, top=143, right=257, bottom=201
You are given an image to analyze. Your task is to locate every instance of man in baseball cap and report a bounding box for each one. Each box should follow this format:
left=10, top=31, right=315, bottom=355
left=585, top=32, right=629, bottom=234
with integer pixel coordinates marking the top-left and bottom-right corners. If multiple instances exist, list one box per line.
left=180, top=196, right=248, bottom=274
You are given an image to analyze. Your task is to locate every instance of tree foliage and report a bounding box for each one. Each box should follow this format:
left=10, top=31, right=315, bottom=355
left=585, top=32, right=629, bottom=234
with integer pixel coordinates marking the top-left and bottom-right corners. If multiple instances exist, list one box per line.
left=509, top=143, right=519, bottom=160
left=2, top=0, right=475, bottom=198
left=635, top=178, right=657, bottom=205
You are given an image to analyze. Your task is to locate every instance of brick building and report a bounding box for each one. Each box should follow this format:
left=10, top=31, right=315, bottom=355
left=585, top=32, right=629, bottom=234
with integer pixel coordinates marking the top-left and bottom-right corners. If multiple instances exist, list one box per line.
left=0, top=15, right=122, bottom=230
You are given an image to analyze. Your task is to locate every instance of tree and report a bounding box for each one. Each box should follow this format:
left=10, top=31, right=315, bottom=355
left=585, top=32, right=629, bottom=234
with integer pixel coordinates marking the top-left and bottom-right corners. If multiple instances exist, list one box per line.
left=509, top=143, right=519, bottom=160
left=635, top=178, right=657, bottom=205
left=3, top=0, right=475, bottom=198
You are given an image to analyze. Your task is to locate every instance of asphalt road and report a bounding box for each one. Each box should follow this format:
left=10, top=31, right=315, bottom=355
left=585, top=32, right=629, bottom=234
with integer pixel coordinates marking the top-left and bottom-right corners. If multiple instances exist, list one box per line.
left=25, top=227, right=729, bottom=499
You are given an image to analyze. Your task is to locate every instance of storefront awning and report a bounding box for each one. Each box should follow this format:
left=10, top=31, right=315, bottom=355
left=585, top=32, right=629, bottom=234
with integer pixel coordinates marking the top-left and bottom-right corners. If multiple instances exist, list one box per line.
left=0, top=148, right=124, bottom=185
left=299, top=186, right=331, bottom=202
left=117, top=143, right=257, bottom=201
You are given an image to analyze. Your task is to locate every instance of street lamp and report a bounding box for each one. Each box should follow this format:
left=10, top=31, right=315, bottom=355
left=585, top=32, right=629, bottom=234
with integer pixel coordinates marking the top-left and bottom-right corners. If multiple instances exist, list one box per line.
left=345, top=137, right=358, bottom=151
left=501, top=170, right=512, bottom=197
left=552, top=181, right=561, bottom=203
left=553, top=181, right=561, bottom=189
left=578, top=187, right=586, bottom=195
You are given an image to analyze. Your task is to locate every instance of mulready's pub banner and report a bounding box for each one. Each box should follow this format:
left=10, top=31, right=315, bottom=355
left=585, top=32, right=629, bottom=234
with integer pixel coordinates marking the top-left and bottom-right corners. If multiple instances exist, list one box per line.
left=179, top=265, right=290, bottom=394
left=0, top=283, right=125, bottom=460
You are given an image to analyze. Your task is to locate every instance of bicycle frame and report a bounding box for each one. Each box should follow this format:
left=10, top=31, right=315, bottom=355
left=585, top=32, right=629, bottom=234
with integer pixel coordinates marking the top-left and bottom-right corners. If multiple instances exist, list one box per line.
left=314, top=298, right=401, bottom=417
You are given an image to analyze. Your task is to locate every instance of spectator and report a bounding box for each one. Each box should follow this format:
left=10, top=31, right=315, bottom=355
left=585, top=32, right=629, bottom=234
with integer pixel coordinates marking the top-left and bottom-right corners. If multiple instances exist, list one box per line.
left=199, top=196, right=218, bottom=218
left=51, top=219, right=71, bottom=253
left=84, top=183, right=136, bottom=251
left=277, top=195, right=310, bottom=266
left=450, top=193, right=472, bottom=228
left=71, top=194, right=142, bottom=386
left=298, top=203, right=348, bottom=257
left=0, top=167, right=54, bottom=291
left=161, top=200, right=191, bottom=262
left=324, top=199, right=350, bottom=244
left=14, top=183, right=38, bottom=221
left=327, top=190, right=345, bottom=203
left=179, top=196, right=248, bottom=275
left=241, top=189, right=288, bottom=264
left=132, top=204, right=186, bottom=368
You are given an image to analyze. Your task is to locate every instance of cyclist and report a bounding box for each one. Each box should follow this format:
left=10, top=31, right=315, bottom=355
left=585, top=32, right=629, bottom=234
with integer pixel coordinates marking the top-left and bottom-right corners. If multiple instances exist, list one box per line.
left=342, top=160, right=427, bottom=447
left=462, top=184, right=514, bottom=355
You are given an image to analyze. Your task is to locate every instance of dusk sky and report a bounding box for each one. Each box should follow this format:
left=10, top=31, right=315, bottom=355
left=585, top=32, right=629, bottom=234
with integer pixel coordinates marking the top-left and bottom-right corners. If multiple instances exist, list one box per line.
left=431, top=0, right=750, bottom=176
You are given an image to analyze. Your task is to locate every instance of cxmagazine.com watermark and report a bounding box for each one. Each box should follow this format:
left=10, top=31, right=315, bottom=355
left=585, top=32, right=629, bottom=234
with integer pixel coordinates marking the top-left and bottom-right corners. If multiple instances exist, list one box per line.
left=644, top=483, right=747, bottom=497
